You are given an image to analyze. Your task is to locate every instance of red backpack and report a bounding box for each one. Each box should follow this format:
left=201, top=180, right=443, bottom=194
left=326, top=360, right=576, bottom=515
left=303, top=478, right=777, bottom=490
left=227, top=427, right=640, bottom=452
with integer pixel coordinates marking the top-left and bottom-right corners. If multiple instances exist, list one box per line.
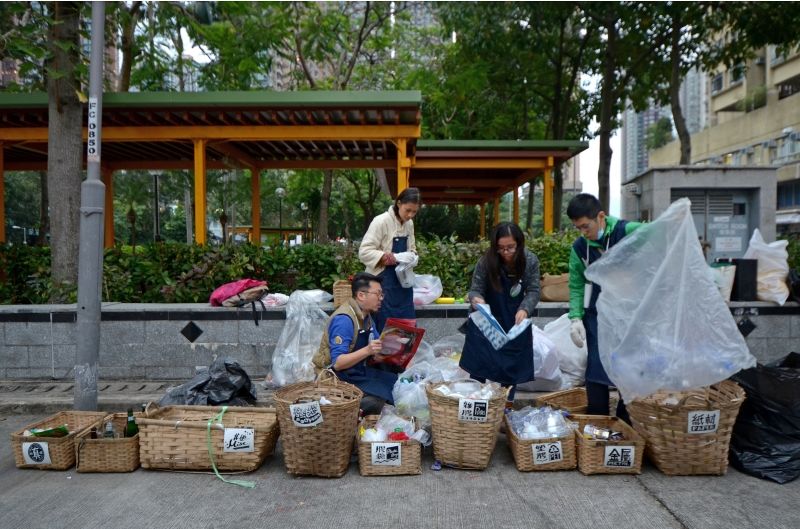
left=209, top=279, right=268, bottom=307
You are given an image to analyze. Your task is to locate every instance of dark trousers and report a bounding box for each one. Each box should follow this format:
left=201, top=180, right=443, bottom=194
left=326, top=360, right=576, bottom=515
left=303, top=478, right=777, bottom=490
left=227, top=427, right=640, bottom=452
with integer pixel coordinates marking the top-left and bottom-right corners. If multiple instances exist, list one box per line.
left=586, top=381, right=630, bottom=424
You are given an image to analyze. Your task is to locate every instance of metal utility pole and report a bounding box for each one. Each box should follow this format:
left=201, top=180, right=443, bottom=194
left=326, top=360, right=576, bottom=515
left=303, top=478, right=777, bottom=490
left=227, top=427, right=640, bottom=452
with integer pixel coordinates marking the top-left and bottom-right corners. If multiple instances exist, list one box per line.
left=74, top=1, right=106, bottom=411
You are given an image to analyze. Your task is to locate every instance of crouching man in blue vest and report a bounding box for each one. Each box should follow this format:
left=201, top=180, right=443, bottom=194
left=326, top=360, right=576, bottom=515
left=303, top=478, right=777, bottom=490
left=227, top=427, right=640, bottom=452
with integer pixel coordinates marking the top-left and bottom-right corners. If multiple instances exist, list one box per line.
left=567, top=194, right=642, bottom=423
left=312, top=272, right=397, bottom=415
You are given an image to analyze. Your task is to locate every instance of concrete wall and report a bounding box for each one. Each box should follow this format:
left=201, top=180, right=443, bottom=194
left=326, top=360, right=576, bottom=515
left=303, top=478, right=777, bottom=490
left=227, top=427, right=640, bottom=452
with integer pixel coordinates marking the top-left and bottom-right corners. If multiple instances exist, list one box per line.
left=1, top=302, right=798, bottom=380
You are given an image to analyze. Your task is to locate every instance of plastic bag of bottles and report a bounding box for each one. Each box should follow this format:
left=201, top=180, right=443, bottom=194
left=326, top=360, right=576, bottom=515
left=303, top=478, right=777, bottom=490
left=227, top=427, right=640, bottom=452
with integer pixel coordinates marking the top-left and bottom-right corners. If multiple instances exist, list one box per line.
left=507, top=406, right=575, bottom=440
left=584, top=199, right=756, bottom=401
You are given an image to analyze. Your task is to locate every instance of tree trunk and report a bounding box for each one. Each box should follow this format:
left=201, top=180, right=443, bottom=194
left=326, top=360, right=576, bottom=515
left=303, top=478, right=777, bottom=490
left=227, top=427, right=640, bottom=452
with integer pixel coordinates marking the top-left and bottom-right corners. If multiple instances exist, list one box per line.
left=553, top=165, right=564, bottom=231
left=526, top=181, right=535, bottom=233
left=670, top=19, right=692, bottom=165
left=118, top=1, right=142, bottom=92
left=597, top=27, right=617, bottom=211
left=36, top=170, right=49, bottom=246
left=317, top=169, right=332, bottom=243
left=46, top=1, right=82, bottom=292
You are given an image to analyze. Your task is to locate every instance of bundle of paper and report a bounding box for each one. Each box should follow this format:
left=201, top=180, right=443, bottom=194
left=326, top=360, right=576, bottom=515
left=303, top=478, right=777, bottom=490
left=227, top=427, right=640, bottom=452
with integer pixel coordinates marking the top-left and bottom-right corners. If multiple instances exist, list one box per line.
left=469, top=303, right=531, bottom=350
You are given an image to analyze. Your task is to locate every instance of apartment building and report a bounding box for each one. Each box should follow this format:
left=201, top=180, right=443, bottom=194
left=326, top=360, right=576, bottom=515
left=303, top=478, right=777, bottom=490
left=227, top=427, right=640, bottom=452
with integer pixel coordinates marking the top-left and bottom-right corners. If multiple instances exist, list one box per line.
left=649, top=45, right=800, bottom=234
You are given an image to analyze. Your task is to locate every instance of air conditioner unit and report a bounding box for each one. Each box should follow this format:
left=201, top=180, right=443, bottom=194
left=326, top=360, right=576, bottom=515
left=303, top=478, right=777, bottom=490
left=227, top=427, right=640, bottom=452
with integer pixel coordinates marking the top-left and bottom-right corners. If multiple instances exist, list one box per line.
left=623, top=183, right=641, bottom=196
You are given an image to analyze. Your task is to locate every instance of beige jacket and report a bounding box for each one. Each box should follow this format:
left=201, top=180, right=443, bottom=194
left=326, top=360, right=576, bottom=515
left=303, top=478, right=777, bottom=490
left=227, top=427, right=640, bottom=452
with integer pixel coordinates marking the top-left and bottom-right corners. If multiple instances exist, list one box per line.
left=359, top=206, right=417, bottom=275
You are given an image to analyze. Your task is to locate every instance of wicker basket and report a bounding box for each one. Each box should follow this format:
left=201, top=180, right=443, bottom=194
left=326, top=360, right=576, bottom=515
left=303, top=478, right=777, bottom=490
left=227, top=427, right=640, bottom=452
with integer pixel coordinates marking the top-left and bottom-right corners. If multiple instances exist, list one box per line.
left=534, top=387, right=588, bottom=414
left=357, top=415, right=422, bottom=476
left=504, top=415, right=577, bottom=472
left=426, top=382, right=508, bottom=470
left=627, top=380, right=746, bottom=476
left=11, top=411, right=107, bottom=470
left=333, top=280, right=352, bottom=308
left=572, top=414, right=645, bottom=475
left=274, top=375, right=363, bottom=477
left=137, top=405, right=279, bottom=472
left=75, top=413, right=141, bottom=473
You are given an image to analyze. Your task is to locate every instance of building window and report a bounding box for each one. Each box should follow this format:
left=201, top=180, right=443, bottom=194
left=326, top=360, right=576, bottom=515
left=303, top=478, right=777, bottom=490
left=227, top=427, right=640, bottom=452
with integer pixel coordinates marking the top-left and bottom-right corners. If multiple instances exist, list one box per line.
left=711, top=73, right=723, bottom=94
left=730, top=64, right=745, bottom=85
left=778, top=181, right=800, bottom=209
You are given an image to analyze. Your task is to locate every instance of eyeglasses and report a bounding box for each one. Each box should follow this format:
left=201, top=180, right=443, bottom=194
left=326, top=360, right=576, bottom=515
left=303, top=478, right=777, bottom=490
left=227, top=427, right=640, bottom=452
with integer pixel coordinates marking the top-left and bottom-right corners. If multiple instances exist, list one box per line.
left=362, top=290, right=385, bottom=299
left=574, top=217, right=598, bottom=232
left=497, top=245, right=517, bottom=254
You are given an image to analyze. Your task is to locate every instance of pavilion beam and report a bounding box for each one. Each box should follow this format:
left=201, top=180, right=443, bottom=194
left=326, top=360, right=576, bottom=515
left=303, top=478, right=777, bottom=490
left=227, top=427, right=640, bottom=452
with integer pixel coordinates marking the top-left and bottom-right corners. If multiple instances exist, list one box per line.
left=513, top=187, right=520, bottom=225
left=193, top=139, right=207, bottom=245
left=412, top=159, right=546, bottom=170
left=395, top=137, right=411, bottom=194
left=0, top=142, right=5, bottom=243
left=543, top=159, right=554, bottom=233
left=0, top=125, right=422, bottom=142
left=102, top=168, right=114, bottom=248
left=479, top=203, right=486, bottom=239
left=409, top=178, right=517, bottom=188
left=493, top=196, right=500, bottom=227
left=251, top=167, right=261, bottom=245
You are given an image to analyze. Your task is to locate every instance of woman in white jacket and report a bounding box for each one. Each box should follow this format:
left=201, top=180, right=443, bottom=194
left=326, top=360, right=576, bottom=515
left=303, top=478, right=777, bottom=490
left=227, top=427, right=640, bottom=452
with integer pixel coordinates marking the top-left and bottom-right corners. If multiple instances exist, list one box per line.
left=358, top=187, right=422, bottom=332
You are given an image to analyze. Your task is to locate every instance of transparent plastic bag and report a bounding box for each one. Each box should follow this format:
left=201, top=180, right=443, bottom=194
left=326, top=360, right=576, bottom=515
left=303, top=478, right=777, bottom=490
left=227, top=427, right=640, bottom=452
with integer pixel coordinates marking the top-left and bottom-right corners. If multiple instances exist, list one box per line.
left=543, top=314, right=586, bottom=388
left=742, top=228, right=790, bottom=305
left=267, top=290, right=331, bottom=387
left=517, top=325, right=563, bottom=392
left=413, top=274, right=443, bottom=305
left=584, top=198, right=756, bottom=401
left=395, top=251, right=419, bottom=289
left=432, top=334, right=465, bottom=361
left=407, top=339, right=435, bottom=367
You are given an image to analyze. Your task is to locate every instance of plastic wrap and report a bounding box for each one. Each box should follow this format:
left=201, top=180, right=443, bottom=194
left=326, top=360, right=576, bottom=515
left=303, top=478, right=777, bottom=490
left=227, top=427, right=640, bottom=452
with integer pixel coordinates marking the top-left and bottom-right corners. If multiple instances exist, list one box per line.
left=395, top=251, right=419, bottom=288
left=267, top=290, right=332, bottom=387
left=584, top=198, right=756, bottom=401
left=742, top=229, right=790, bottom=305
left=413, top=274, right=443, bottom=305
left=542, top=314, right=586, bottom=388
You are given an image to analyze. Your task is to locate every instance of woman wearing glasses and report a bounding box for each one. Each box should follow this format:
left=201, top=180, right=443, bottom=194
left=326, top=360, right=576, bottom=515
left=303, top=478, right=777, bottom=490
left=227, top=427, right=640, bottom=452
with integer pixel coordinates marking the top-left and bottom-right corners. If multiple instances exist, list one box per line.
left=460, top=222, right=541, bottom=410
left=358, top=187, right=422, bottom=332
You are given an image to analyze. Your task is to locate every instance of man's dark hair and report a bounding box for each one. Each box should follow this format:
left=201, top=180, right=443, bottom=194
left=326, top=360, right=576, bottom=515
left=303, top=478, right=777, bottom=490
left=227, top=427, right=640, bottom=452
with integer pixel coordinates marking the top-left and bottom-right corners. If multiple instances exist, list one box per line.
left=351, top=272, right=382, bottom=297
left=566, top=193, right=604, bottom=220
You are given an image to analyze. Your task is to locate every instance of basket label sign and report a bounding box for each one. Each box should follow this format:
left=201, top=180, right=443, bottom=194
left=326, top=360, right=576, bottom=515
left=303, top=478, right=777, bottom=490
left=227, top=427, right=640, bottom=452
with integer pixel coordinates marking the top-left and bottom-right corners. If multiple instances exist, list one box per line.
left=22, top=442, right=51, bottom=465
left=371, top=442, right=401, bottom=466
left=603, top=446, right=635, bottom=467
left=223, top=428, right=254, bottom=452
left=532, top=441, right=563, bottom=465
left=687, top=410, right=720, bottom=434
left=458, top=398, right=489, bottom=422
left=290, top=401, right=323, bottom=427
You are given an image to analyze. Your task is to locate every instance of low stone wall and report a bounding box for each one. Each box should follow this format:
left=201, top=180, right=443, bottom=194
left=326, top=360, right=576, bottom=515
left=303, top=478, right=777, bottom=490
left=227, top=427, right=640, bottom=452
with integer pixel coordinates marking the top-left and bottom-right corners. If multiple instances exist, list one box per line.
left=0, top=302, right=797, bottom=380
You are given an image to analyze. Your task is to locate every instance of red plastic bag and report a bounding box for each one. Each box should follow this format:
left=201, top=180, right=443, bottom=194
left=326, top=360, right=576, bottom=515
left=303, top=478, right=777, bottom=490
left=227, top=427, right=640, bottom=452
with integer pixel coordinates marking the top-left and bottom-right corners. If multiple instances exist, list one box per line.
left=209, top=279, right=268, bottom=306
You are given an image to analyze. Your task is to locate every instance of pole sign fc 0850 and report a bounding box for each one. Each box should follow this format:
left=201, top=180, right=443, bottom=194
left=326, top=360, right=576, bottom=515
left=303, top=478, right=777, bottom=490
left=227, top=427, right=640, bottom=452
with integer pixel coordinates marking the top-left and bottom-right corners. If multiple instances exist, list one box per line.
left=87, top=97, right=100, bottom=163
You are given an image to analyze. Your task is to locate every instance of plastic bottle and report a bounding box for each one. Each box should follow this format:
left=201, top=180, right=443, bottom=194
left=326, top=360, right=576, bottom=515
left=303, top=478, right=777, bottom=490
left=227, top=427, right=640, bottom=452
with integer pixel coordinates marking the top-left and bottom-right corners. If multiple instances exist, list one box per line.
left=103, top=420, right=116, bottom=439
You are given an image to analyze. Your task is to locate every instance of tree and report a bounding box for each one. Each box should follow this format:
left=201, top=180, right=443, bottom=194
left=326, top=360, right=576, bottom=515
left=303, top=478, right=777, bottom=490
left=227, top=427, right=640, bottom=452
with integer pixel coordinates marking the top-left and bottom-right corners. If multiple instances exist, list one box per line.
left=646, top=116, right=674, bottom=151
left=46, top=1, right=84, bottom=292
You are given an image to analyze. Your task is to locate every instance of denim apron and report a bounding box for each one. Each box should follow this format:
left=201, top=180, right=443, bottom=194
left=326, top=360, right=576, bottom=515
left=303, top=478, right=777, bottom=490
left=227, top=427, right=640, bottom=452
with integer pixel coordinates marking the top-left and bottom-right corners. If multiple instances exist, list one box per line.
left=574, top=220, right=628, bottom=386
left=374, top=235, right=416, bottom=332
left=460, top=269, right=534, bottom=385
left=335, top=316, right=397, bottom=403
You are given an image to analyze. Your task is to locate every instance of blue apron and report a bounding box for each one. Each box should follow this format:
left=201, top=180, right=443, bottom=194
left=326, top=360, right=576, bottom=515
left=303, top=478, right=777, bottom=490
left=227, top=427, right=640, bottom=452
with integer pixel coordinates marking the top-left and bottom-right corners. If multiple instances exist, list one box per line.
left=374, top=235, right=415, bottom=332
left=459, top=268, right=534, bottom=385
left=574, top=220, right=628, bottom=386
left=335, top=316, right=397, bottom=403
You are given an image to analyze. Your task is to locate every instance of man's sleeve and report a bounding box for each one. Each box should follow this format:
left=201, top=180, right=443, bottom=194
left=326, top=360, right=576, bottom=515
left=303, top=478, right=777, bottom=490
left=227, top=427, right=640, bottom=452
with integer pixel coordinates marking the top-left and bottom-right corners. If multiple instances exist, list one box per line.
left=568, top=246, right=586, bottom=320
left=328, top=315, right=355, bottom=367
left=625, top=221, right=643, bottom=235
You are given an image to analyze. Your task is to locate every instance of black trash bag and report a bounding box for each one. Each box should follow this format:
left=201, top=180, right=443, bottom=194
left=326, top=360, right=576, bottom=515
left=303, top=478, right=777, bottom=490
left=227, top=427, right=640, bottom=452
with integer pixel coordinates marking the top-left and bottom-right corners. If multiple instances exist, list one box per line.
left=729, top=352, right=800, bottom=484
left=158, top=356, right=257, bottom=407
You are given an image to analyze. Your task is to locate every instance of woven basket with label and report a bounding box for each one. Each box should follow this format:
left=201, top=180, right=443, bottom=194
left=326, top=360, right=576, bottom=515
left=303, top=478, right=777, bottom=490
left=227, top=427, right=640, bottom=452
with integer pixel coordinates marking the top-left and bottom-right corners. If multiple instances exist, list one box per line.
left=627, top=380, right=745, bottom=475
left=505, top=415, right=577, bottom=472
left=356, top=415, right=422, bottom=476
left=274, top=371, right=363, bottom=477
left=571, top=414, right=645, bottom=475
left=12, top=411, right=107, bottom=470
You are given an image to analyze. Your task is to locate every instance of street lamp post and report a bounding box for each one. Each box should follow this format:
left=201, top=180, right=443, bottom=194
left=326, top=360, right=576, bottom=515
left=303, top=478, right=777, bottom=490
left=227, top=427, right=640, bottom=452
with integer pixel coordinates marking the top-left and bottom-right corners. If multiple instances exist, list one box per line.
left=300, top=202, right=309, bottom=243
left=275, top=187, right=286, bottom=245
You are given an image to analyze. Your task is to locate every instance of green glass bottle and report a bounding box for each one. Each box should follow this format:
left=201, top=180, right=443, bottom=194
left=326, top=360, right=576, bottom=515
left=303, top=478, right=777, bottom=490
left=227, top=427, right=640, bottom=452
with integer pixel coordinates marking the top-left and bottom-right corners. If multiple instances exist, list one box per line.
left=124, top=408, right=139, bottom=437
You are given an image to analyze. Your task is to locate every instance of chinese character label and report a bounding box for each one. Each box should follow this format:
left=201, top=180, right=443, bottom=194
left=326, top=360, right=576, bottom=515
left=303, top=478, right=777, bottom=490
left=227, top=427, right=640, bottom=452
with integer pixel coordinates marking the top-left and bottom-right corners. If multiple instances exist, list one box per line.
left=371, top=442, right=402, bottom=466
left=603, top=446, right=635, bottom=467
left=22, top=442, right=52, bottom=465
left=532, top=441, right=563, bottom=465
left=458, top=398, right=489, bottom=422
left=289, top=401, right=323, bottom=427
left=223, top=428, right=255, bottom=452
left=687, top=410, right=720, bottom=434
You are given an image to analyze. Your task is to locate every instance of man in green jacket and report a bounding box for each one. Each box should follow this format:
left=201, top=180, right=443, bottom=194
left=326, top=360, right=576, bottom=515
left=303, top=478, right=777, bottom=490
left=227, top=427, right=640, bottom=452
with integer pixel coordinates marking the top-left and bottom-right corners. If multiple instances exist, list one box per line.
left=567, top=194, right=642, bottom=422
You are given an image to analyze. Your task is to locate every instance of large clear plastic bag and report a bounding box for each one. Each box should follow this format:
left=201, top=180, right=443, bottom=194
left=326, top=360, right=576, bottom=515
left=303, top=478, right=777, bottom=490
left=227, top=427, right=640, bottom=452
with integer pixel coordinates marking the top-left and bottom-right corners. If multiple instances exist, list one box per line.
left=543, top=314, right=586, bottom=388
left=395, top=251, right=419, bottom=288
left=432, top=334, right=465, bottom=361
left=584, top=198, right=756, bottom=401
left=517, top=325, right=563, bottom=392
left=743, top=228, right=790, bottom=305
left=267, top=290, right=332, bottom=387
left=392, top=356, right=468, bottom=429
left=413, top=274, right=443, bottom=305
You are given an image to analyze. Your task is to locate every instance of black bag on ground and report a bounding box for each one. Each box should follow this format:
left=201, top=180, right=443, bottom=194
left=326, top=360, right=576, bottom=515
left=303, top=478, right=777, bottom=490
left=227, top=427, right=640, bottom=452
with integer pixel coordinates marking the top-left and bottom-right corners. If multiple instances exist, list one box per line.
left=159, top=356, right=257, bottom=406
left=729, top=352, right=800, bottom=484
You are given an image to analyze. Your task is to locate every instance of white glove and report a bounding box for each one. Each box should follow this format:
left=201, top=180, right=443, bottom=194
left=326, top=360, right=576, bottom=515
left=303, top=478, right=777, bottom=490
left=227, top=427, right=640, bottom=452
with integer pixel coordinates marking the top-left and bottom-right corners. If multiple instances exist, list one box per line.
left=570, top=319, right=586, bottom=348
